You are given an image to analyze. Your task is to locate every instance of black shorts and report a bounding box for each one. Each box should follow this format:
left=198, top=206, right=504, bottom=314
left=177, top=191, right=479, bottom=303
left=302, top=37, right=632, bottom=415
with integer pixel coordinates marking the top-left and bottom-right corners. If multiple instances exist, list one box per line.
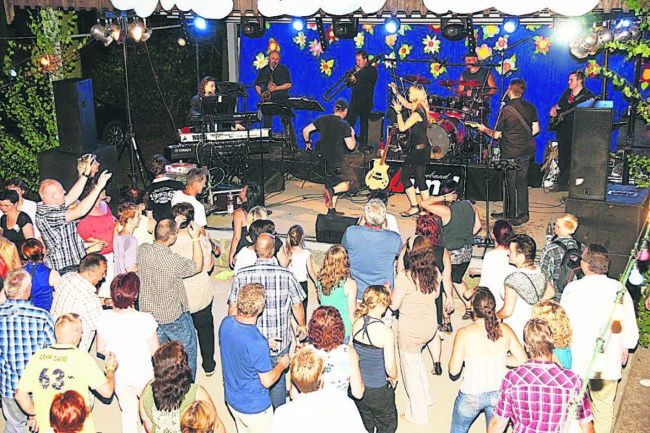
left=324, top=161, right=361, bottom=191
left=450, top=262, right=470, bottom=284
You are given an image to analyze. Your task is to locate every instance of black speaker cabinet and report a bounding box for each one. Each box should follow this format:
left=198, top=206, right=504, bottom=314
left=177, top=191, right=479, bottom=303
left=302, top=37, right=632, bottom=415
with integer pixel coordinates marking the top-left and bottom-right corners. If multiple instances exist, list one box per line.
left=315, top=214, right=359, bottom=244
left=565, top=185, right=649, bottom=277
left=569, top=108, right=612, bottom=201
left=367, top=111, right=385, bottom=154
left=53, top=78, right=97, bottom=154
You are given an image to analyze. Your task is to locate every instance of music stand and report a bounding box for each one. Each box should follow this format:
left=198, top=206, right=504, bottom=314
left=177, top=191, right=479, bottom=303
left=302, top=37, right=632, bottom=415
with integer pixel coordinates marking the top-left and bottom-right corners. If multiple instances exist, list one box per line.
left=259, top=102, right=296, bottom=118
left=288, top=97, right=325, bottom=112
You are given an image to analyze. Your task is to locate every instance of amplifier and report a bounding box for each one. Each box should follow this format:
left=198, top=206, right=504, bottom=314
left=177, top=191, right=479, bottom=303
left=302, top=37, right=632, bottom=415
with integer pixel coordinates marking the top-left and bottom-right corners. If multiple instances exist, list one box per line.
left=165, top=144, right=197, bottom=162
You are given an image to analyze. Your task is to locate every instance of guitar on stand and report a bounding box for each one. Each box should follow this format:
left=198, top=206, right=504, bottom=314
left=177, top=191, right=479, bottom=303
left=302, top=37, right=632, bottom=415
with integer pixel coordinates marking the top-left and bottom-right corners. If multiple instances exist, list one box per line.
left=365, top=135, right=392, bottom=190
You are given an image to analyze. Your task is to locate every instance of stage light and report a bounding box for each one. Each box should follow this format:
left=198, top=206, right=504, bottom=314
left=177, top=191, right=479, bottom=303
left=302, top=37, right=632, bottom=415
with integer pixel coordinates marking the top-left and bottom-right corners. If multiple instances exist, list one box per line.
left=385, top=17, right=400, bottom=35
left=333, top=18, right=358, bottom=39
left=292, top=17, right=306, bottom=32
left=241, top=17, right=265, bottom=39
left=615, top=18, right=632, bottom=29
left=441, top=18, right=468, bottom=42
left=177, top=36, right=187, bottom=46
left=90, top=24, right=113, bottom=46
left=555, top=19, right=582, bottom=43
left=503, top=18, right=518, bottom=34
left=194, top=17, right=207, bottom=31
left=108, top=21, right=126, bottom=45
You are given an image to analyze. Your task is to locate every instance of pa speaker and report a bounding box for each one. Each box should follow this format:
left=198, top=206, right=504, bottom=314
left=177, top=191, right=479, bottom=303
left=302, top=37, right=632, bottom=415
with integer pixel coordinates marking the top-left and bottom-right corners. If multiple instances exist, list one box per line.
left=315, top=214, right=359, bottom=244
left=367, top=111, right=385, bottom=154
left=53, top=78, right=97, bottom=154
left=569, top=108, right=612, bottom=201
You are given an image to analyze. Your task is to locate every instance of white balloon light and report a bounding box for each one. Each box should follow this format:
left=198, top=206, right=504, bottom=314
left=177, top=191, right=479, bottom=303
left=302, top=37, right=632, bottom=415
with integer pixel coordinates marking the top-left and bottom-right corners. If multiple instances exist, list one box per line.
left=497, top=0, right=545, bottom=15
left=451, top=0, right=490, bottom=14
left=160, top=0, right=178, bottom=10
left=133, top=0, right=158, bottom=17
left=258, top=0, right=287, bottom=17
left=548, top=0, right=599, bottom=17
left=322, top=0, right=361, bottom=16
left=422, top=0, right=450, bottom=15
left=360, top=0, right=387, bottom=14
left=193, top=0, right=235, bottom=19
left=110, top=0, right=134, bottom=10
left=285, top=0, right=321, bottom=17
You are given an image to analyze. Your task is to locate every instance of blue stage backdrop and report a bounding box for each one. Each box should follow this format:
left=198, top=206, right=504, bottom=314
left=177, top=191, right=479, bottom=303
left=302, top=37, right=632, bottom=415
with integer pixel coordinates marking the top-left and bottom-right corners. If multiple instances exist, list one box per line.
left=239, top=22, right=636, bottom=162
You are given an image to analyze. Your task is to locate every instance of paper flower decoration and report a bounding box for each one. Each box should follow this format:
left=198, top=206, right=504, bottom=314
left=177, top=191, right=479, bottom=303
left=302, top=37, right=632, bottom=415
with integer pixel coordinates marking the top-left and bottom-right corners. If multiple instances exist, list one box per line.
left=428, top=24, right=441, bottom=33
left=307, top=23, right=317, bottom=31
left=383, top=52, right=397, bottom=68
left=253, top=53, right=268, bottom=70
left=362, top=24, right=374, bottom=34
left=641, top=64, right=650, bottom=90
left=494, top=36, right=509, bottom=51
left=267, top=38, right=280, bottom=53
left=385, top=34, right=398, bottom=47
left=320, top=59, right=334, bottom=76
left=585, top=60, right=601, bottom=78
left=430, top=62, right=447, bottom=78
left=354, top=32, right=365, bottom=49
left=533, top=35, right=551, bottom=55
left=495, top=54, right=517, bottom=75
left=398, top=44, right=412, bottom=59
left=482, top=25, right=499, bottom=39
left=309, top=39, right=323, bottom=57
left=397, top=24, right=411, bottom=36
left=422, top=35, right=441, bottom=55
left=293, top=32, right=307, bottom=49
left=476, top=43, right=492, bottom=60
left=526, top=25, right=542, bottom=31
left=326, top=26, right=338, bottom=44
left=465, top=29, right=479, bottom=47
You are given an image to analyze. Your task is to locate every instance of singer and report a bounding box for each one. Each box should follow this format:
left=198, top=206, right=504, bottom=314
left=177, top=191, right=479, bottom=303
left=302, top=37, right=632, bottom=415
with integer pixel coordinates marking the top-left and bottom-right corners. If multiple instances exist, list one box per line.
left=478, top=79, right=539, bottom=226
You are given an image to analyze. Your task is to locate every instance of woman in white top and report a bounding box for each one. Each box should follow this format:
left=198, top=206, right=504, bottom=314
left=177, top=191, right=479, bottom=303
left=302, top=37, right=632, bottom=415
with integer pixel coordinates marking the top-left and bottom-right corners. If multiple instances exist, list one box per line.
left=478, top=219, right=516, bottom=311
left=278, top=225, right=317, bottom=316
left=97, top=273, right=159, bottom=433
left=448, top=287, right=527, bottom=433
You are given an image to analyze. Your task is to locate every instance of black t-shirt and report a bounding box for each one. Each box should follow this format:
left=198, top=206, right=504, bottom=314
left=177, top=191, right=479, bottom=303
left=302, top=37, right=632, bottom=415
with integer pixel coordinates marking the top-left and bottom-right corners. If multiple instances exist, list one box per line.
left=312, top=114, right=353, bottom=166
left=254, top=64, right=292, bottom=104
left=0, top=211, right=32, bottom=251
left=556, top=87, right=595, bottom=130
left=461, top=67, right=491, bottom=86
left=495, top=98, right=538, bottom=158
left=408, top=108, right=430, bottom=148
left=349, top=65, right=378, bottom=110
left=145, top=178, right=185, bottom=221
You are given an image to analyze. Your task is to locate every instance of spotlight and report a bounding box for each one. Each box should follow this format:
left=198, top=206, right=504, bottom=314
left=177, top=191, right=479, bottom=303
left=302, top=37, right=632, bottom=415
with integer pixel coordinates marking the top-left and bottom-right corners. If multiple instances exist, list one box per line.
left=503, top=18, right=518, bottom=34
left=129, top=22, right=144, bottom=42
left=385, top=17, right=400, bottom=35
left=241, top=17, right=265, bottom=39
left=90, top=24, right=113, bottom=46
left=108, top=21, right=126, bottom=45
left=333, top=18, right=358, bottom=39
left=554, top=19, right=582, bottom=42
left=615, top=18, right=632, bottom=29
left=194, top=17, right=207, bottom=31
left=292, top=17, right=306, bottom=32
left=177, top=36, right=187, bottom=46
left=441, top=18, right=468, bottom=42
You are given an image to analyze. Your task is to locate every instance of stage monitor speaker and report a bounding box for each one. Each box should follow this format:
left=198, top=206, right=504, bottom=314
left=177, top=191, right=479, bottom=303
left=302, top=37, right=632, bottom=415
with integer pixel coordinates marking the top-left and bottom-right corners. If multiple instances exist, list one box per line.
left=53, top=78, right=97, bottom=154
left=315, top=214, right=359, bottom=244
left=367, top=111, right=385, bottom=154
left=569, top=108, right=612, bottom=201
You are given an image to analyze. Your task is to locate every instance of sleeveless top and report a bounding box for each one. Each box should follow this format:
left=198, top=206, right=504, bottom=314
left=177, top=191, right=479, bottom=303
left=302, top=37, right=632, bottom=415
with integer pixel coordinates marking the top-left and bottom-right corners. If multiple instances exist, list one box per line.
left=317, top=344, right=352, bottom=393
left=142, top=381, right=199, bottom=433
left=319, top=278, right=352, bottom=339
left=353, top=316, right=387, bottom=388
left=409, top=107, right=430, bottom=148
left=24, top=262, right=54, bottom=311
left=441, top=200, right=475, bottom=251
left=287, top=248, right=310, bottom=282
left=460, top=353, right=508, bottom=394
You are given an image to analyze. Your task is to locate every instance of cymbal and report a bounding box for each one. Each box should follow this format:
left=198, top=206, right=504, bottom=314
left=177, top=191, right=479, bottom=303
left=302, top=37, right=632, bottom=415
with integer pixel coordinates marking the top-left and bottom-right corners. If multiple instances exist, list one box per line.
left=438, top=79, right=457, bottom=88
left=458, top=80, right=481, bottom=88
left=404, top=74, right=432, bottom=85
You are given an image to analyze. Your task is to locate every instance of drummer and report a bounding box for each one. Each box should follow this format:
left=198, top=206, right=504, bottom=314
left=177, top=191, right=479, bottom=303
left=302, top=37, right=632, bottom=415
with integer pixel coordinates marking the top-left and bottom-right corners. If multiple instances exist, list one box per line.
left=457, top=53, right=497, bottom=99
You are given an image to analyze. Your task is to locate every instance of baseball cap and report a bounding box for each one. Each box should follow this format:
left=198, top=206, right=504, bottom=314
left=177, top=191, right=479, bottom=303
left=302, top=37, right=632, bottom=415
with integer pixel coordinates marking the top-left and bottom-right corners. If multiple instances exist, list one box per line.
left=334, top=98, right=348, bottom=111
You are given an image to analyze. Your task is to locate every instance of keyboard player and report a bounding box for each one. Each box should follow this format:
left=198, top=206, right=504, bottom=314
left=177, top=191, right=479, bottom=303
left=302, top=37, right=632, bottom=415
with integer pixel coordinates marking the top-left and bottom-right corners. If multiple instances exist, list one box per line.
left=187, top=76, right=246, bottom=131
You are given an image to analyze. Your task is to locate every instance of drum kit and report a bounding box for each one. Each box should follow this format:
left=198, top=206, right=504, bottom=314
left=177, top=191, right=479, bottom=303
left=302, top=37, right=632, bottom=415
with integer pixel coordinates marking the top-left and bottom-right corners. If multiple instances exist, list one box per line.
left=387, top=74, right=495, bottom=161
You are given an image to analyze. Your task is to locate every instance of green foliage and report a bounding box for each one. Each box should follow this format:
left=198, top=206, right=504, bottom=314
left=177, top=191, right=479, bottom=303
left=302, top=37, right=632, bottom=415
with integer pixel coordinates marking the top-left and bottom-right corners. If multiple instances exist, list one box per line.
left=638, top=279, right=650, bottom=348
left=628, top=154, right=650, bottom=187
left=0, top=9, right=86, bottom=192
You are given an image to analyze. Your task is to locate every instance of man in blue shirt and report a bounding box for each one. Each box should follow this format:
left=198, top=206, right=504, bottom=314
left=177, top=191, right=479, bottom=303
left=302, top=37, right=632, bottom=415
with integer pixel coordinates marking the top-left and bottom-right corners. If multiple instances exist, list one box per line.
left=220, top=283, right=289, bottom=432
left=0, top=269, right=55, bottom=433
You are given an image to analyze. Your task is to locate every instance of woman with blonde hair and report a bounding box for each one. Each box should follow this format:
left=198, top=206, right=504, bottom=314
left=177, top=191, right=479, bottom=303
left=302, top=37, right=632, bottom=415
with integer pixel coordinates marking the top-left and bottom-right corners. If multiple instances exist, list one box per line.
left=181, top=400, right=225, bottom=433
left=279, top=224, right=317, bottom=314
left=114, top=202, right=141, bottom=274
left=531, top=300, right=573, bottom=368
left=0, top=236, right=21, bottom=279
left=351, top=285, right=398, bottom=433
left=317, top=245, right=357, bottom=340
left=388, top=83, right=431, bottom=216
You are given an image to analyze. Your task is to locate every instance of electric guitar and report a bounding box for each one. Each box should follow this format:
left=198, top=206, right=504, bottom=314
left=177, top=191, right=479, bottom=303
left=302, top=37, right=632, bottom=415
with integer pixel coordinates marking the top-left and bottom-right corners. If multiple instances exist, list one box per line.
left=365, top=135, right=391, bottom=190
left=548, top=95, right=601, bottom=131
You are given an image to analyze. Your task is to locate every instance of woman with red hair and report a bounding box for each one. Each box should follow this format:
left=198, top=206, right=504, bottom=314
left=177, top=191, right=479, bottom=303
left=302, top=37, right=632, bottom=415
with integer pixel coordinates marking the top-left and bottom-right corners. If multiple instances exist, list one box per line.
left=22, top=238, right=60, bottom=311
left=49, top=390, right=89, bottom=433
left=307, top=306, right=364, bottom=399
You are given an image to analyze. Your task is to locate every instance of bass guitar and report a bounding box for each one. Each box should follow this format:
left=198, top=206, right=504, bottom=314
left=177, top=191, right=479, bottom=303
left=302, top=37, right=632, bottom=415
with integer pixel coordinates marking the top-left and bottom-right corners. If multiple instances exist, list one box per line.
left=365, top=135, right=392, bottom=190
left=548, top=95, right=601, bottom=131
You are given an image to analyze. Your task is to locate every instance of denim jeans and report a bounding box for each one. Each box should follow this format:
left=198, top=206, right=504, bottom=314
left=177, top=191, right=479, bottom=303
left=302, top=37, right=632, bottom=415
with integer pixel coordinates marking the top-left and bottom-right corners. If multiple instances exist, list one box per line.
left=157, top=312, right=198, bottom=380
left=450, top=390, right=499, bottom=433
left=269, top=346, right=290, bottom=409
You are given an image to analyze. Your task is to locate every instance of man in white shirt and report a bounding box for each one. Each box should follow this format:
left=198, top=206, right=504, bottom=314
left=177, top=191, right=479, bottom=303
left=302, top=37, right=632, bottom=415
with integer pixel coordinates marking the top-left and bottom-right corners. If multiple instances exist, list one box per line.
left=172, top=167, right=208, bottom=230
left=271, top=346, right=366, bottom=433
left=561, top=244, right=638, bottom=433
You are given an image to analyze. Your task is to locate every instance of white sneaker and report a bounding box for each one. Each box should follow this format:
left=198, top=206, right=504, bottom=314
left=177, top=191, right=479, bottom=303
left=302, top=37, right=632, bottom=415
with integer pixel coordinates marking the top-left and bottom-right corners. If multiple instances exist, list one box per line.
left=640, top=379, right=650, bottom=387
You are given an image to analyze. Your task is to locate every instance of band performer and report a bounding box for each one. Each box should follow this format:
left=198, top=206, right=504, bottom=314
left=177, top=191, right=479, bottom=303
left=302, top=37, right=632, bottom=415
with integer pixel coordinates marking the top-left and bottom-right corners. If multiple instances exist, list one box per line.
left=549, top=70, right=594, bottom=192
left=302, top=98, right=357, bottom=216
left=346, top=50, right=378, bottom=148
left=188, top=76, right=216, bottom=118
left=478, top=79, right=539, bottom=226
left=254, top=50, right=297, bottom=147
left=457, top=53, right=497, bottom=99
left=388, top=83, right=431, bottom=217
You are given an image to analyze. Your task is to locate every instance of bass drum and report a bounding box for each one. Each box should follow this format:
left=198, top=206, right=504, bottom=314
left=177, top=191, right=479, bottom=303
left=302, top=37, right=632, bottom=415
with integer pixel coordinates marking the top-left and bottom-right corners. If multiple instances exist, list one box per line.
left=428, top=119, right=458, bottom=160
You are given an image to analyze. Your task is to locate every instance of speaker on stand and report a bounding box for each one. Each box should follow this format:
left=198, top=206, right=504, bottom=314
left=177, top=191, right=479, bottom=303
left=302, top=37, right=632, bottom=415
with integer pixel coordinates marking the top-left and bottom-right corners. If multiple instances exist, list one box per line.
left=53, top=78, right=97, bottom=154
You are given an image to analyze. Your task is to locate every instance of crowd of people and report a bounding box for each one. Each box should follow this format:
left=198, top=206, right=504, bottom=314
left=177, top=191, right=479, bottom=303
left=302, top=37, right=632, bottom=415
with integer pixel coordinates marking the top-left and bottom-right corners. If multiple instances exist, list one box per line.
left=0, top=148, right=643, bottom=433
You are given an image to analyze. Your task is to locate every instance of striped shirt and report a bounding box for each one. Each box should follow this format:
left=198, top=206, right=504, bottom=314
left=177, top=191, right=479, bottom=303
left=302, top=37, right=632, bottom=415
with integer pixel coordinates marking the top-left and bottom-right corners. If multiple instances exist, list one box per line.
left=0, top=300, right=55, bottom=397
left=35, top=203, right=85, bottom=271
left=495, top=360, right=592, bottom=433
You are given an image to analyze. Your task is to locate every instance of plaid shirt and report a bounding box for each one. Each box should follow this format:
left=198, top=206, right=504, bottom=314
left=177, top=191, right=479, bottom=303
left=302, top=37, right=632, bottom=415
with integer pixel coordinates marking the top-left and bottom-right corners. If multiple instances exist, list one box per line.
left=50, top=272, right=103, bottom=352
left=230, top=258, right=305, bottom=353
left=495, top=360, right=592, bottom=433
left=35, top=203, right=86, bottom=271
left=0, top=300, right=55, bottom=397
left=539, top=236, right=578, bottom=291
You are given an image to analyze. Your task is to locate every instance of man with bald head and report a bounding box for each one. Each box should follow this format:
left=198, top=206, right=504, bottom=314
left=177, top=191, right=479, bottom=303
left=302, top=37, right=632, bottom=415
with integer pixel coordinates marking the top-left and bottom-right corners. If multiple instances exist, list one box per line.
left=36, top=170, right=113, bottom=273
left=229, top=232, right=306, bottom=409
left=137, top=218, right=204, bottom=379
